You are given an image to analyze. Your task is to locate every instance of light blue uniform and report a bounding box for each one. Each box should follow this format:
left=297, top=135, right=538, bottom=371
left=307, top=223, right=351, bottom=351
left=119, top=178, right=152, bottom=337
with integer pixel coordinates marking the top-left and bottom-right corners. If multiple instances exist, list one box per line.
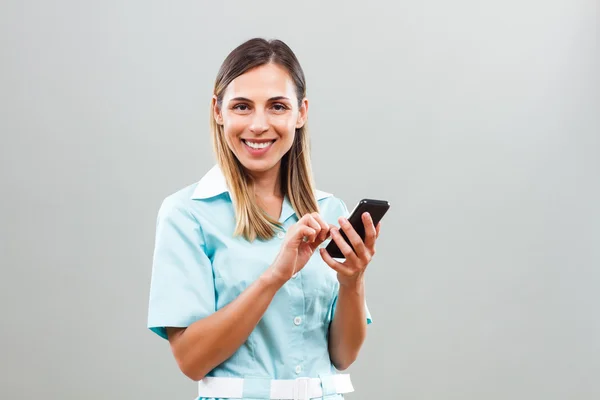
left=147, top=165, right=372, bottom=399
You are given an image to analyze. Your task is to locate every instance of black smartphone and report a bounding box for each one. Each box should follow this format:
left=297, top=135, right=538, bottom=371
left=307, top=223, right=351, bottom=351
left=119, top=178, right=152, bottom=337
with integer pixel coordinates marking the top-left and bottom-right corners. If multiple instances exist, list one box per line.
left=324, top=198, right=390, bottom=259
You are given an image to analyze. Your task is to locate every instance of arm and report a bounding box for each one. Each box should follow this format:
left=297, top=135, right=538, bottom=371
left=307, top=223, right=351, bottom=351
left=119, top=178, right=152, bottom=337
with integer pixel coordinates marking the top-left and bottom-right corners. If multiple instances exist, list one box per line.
left=327, top=280, right=367, bottom=370
left=320, top=211, right=381, bottom=370
left=167, top=271, right=283, bottom=381
left=165, top=212, right=331, bottom=381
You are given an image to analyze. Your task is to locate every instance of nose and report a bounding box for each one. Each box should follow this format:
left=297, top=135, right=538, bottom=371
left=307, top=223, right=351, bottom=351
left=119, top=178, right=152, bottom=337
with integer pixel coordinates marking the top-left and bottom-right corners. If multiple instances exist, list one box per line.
left=249, top=110, right=269, bottom=134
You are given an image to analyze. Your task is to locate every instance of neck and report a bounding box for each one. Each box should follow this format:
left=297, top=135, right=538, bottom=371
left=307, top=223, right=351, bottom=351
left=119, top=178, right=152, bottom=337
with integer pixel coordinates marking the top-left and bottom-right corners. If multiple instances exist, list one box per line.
left=248, top=162, right=283, bottom=199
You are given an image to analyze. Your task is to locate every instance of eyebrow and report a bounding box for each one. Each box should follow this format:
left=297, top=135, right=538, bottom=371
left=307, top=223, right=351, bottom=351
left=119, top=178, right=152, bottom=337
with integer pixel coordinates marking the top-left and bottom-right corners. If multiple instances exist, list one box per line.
left=229, top=96, right=291, bottom=103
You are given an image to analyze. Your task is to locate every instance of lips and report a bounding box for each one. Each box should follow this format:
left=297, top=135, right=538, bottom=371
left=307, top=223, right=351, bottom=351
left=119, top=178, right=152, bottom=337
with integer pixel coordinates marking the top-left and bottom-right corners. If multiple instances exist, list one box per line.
left=242, top=138, right=276, bottom=144
left=241, top=139, right=276, bottom=149
left=241, top=139, right=275, bottom=155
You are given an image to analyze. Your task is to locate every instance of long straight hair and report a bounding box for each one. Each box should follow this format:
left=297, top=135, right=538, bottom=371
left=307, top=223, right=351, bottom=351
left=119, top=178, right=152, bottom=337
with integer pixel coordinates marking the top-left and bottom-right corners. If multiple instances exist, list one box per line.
left=210, top=38, right=319, bottom=242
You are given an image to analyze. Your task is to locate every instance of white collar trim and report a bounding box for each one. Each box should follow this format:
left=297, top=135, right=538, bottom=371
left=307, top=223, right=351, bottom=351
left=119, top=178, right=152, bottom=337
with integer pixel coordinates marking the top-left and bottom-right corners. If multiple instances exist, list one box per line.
left=190, top=164, right=333, bottom=201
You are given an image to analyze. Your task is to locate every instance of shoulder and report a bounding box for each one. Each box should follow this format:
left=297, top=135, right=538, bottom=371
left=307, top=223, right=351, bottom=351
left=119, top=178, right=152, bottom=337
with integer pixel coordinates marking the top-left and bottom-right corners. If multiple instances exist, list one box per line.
left=317, top=191, right=350, bottom=223
left=155, top=182, right=201, bottom=221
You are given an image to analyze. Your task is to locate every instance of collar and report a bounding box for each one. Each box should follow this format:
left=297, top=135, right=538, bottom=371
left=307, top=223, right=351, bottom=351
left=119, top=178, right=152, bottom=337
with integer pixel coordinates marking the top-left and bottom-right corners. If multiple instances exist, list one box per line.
left=191, top=164, right=333, bottom=201
left=191, top=164, right=333, bottom=223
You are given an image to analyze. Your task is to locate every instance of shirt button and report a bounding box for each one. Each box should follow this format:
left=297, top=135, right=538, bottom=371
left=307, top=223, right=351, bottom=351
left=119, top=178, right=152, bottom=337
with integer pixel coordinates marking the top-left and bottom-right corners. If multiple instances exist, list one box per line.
left=295, top=365, right=302, bottom=374
left=277, top=231, right=285, bottom=239
left=294, top=316, right=302, bottom=326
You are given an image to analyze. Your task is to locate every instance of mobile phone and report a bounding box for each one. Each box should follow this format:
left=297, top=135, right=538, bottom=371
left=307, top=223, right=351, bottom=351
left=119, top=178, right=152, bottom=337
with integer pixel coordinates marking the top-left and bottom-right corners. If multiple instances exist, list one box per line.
left=324, top=198, right=390, bottom=259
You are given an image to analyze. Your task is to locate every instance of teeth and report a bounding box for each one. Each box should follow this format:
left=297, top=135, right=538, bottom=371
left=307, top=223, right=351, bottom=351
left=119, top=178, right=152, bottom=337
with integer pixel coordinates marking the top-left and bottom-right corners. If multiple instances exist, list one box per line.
left=245, top=140, right=274, bottom=149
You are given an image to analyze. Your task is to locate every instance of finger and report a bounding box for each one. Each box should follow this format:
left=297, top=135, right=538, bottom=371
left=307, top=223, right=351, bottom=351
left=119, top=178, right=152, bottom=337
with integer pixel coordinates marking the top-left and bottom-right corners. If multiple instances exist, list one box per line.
left=330, top=226, right=359, bottom=262
left=301, top=214, right=322, bottom=240
left=287, top=225, right=316, bottom=246
left=362, top=212, right=377, bottom=251
left=319, top=248, right=354, bottom=275
left=338, top=216, right=367, bottom=259
left=376, top=221, right=381, bottom=238
left=299, top=226, right=317, bottom=243
left=310, top=212, right=330, bottom=242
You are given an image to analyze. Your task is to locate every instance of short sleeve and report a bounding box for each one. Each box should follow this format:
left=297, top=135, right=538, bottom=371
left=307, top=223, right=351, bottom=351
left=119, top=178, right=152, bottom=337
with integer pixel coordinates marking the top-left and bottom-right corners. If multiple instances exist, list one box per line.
left=326, top=197, right=373, bottom=325
left=147, top=198, right=216, bottom=340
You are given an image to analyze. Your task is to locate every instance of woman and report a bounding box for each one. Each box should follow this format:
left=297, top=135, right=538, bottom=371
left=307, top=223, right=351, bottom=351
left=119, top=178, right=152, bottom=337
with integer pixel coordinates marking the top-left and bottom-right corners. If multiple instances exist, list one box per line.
left=147, top=38, right=381, bottom=400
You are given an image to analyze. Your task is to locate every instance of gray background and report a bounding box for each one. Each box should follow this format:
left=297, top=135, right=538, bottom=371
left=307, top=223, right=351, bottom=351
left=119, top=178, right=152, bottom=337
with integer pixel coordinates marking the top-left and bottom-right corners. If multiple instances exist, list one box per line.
left=1, top=1, right=598, bottom=399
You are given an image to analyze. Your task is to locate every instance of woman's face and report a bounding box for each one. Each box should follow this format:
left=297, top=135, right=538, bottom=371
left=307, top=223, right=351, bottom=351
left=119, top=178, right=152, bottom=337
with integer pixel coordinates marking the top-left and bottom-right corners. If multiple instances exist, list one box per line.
left=213, top=63, right=308, bottom=177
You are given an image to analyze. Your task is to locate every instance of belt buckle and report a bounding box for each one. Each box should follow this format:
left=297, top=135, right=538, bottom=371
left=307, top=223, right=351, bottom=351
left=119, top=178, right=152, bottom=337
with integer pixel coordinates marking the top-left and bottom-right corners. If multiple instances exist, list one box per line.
left=293, top=377, right=311, bottom=400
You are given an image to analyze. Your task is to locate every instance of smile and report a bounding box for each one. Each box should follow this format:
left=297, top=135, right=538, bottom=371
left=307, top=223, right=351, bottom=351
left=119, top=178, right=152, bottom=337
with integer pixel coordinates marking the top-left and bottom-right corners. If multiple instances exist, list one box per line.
left=242, top=139, right=276, bottom=149
left=241, top=139, right=276, bottom=155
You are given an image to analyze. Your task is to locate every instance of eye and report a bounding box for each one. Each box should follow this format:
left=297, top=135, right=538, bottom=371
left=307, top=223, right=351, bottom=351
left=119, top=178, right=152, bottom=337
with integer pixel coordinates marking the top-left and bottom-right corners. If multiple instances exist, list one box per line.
left=271, top=103, right=288, bottom=112
left=233, top=104, right=250, bottom=111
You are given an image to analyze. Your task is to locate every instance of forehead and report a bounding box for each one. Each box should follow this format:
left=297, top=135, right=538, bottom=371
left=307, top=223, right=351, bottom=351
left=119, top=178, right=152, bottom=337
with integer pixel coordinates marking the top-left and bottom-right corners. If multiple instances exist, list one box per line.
left=223, top=63, right=297, bottom=101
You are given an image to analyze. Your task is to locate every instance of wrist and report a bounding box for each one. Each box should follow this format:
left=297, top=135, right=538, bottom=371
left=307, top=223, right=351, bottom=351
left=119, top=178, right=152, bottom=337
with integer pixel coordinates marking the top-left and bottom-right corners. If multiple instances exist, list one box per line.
left=260, top=267, right=287, bottom=291
left=338, top=274, right=365, bottom=293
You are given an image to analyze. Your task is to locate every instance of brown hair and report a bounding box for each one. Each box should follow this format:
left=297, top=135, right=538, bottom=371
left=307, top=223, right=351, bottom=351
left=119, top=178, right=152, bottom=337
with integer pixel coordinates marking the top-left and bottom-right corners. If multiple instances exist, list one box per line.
left=210, top=38, right=319, bottom=242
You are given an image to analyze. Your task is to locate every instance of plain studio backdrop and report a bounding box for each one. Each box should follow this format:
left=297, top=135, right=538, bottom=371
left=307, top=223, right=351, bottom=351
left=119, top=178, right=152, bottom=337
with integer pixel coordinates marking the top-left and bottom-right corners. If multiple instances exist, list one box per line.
left=0, top=1, right=598, bottom=399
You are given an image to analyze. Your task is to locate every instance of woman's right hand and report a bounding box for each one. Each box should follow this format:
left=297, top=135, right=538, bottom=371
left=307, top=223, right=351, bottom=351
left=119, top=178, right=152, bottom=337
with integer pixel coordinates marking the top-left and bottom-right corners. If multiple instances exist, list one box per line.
left=268, top=212, right=330, bottom=285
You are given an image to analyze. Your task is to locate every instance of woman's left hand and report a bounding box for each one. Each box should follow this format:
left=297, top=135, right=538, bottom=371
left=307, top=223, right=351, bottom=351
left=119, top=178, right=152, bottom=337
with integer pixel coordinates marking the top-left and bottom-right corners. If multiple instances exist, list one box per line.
left=319, top=212, right=381, bottom=289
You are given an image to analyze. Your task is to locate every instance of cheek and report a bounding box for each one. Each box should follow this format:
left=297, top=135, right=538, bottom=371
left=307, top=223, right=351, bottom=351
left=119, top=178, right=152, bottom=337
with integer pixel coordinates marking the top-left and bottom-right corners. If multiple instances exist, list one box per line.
left=271, top=115, right=297, bottom=137
left=223, top=116, right=246, bottom=140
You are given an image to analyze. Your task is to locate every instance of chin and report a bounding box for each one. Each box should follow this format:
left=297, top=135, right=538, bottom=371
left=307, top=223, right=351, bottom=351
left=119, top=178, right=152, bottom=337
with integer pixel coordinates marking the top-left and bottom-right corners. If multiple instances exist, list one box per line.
left=239, top=158, right=280, bottom=174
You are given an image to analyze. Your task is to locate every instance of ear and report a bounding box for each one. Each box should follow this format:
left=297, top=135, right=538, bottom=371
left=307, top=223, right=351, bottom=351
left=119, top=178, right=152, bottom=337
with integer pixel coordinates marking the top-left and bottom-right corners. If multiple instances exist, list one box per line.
left=212, top=95, right=223, bottom=125
left=295, top=98, right=309, bottom=129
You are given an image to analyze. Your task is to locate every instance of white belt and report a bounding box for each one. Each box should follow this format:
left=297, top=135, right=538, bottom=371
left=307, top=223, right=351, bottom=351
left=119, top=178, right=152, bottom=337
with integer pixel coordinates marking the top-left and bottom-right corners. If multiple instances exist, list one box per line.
left=197, top=374, right=354, bottom=399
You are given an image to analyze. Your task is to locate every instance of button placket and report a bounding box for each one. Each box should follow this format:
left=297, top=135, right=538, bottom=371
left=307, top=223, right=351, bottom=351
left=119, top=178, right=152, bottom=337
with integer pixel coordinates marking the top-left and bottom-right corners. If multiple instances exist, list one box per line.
left=287, top=251, right=306, bottom=379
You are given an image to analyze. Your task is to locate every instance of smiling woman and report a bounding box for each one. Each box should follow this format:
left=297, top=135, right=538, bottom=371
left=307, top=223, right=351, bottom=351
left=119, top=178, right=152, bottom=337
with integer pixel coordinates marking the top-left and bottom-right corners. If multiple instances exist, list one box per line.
left=147, top=37, right=379, bottom=400
left=210, top=41, right=314, bottom=242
